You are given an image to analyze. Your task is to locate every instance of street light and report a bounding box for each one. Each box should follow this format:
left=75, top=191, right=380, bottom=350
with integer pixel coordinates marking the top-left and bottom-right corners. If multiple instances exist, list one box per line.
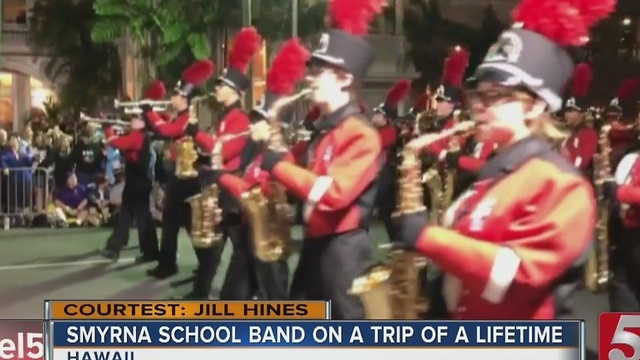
left=622, top=17, right=631, bottom=26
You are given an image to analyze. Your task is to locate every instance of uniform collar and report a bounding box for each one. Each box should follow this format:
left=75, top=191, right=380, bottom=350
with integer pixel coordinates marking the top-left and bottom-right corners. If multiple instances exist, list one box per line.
left=479, top=136, right=552, bottom=179
left=314, top=102, right=361, bottom=132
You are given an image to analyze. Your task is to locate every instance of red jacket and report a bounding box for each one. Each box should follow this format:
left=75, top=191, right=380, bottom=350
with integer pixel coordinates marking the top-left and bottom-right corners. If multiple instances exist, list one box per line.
left=378, top=124, right=397, bottom=162
left=106, top=130, right=145, bottom=162
left=219, top=153, right=296, bottom=201
left=561, top=125, right=598, bottom=171
left=614, top=152, right=640, bottom=227
left=414, top=138, right=595, bottom=319
left=193, top=108, right=250, bottom=172
left=609, top=120, right=639, bottom=166
left=425, top=116, right=455, bottom=158
left=147, top=110, right=189, bottom=161
left=455, top=136, right=496, bottom=173
left=269, top=106, right=382, bottom=238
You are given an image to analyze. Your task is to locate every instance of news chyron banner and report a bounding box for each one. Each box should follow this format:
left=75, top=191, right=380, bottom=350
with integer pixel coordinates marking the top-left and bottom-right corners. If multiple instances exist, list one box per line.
left=36, top=300, right=586, bottom=360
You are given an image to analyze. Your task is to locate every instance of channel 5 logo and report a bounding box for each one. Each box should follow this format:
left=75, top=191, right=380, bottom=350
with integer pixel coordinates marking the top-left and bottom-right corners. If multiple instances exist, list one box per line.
left=0, top=321, right=43, bottom=360
left=600, top=313, right=640, bottom=360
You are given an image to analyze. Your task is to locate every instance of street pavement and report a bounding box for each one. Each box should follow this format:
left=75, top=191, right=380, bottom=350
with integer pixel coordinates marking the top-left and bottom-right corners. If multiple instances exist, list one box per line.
left=0, top=224, right=604, bottom=358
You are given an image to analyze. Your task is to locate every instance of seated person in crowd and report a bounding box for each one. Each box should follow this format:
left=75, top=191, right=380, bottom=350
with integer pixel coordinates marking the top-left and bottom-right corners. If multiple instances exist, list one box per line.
left=53, top=173, right=89, bottom=226
left=87, top=175, right=111, bottom=226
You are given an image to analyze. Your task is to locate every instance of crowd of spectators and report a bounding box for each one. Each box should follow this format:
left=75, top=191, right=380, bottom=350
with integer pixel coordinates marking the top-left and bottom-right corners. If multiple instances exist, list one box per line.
left=0, top=122, right=168, bottom=228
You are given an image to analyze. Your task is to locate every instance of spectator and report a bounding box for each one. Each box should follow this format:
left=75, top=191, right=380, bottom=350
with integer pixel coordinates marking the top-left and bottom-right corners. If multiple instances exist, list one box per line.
left=70, top=127, right=104, bottom=188
left=53, top=173, right=89, bottom=226
left=105, top=135, right=121, bottom=186
left=87, top=175, right=111, bottom=226
left=0, top=129, right=8, bottom=152
left=109, top=170, right=124, bottom=215
left=0, top=135, right=39, bottom=215
left=51, top=137, right=73, bottom=190
left=19, top=127, right=34, bottom=158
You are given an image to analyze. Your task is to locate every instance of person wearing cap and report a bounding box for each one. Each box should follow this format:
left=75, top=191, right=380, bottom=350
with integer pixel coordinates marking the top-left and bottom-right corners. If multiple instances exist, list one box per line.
left=177, top=29, right=259, bottom=300
left=601, top=136, right=640, bottom=311
left=143, top=60, right=215, bottom=280
left=392, top=0, right=609, bottom=319
left=250, top=0, right=384, bottom=318
left=605, top=78, right=640, bottom=168
left=560, top=63, right=598, bottom=180
left=371, top=79, right=409, bottom=241
left=99, top=81, right=164, bottom=263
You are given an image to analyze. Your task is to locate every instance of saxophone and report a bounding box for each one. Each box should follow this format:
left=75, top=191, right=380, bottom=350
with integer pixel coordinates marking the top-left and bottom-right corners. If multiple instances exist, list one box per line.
left=185, top=139, right=224, bottom=248
left=175, top=101, right=199, bottom=178
left=584, top=124, right=613, bottom=293
left=241, top=89, right=311, bottom=262
left=349, top=149, right=429, bottom=319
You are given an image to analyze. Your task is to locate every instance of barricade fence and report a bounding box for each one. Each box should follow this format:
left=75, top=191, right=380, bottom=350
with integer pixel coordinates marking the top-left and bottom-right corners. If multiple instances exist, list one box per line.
left=0, top=167, right=52, bottom=227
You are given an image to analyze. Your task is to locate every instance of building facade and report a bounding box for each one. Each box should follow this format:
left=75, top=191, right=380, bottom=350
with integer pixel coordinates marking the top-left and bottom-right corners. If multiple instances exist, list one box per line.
left=2, top=0, right=58, bottom=132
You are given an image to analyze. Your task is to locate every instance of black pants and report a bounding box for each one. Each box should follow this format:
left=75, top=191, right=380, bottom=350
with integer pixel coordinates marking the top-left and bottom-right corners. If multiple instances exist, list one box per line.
left=375, top=163, right=397, bottom=241
left=219, top=221, right=289, bottom=300
left=290, top=229, right=372, bottom=319
left=609, top=225, right=640, bottom=311
left=106, top=184, right=158, bottom=256
left=157, top=176, right=200, bottom=269
left=189, top=216, right=232, bottom=297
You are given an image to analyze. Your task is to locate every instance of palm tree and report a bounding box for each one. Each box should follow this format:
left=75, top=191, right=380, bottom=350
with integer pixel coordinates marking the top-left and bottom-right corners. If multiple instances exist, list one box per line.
left=29, top=0, right=121, bottom=112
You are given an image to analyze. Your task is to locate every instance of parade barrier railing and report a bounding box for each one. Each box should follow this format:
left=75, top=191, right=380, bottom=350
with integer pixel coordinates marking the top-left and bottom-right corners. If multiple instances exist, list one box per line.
left=0, top=166, right=52, bottom=228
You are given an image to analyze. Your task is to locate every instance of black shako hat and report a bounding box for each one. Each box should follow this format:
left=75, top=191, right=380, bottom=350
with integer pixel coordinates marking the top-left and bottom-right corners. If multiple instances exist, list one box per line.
left=563, top=96, right=589, bottom=112
left=217, top=68, right=251, bottom=93
left=215, top=27, right=262, bottom=93
left=435, top=84, right=463, bottom=104
left=470, top=28, right=573, bottom=112
left=307, top=29, right=375, bottom=81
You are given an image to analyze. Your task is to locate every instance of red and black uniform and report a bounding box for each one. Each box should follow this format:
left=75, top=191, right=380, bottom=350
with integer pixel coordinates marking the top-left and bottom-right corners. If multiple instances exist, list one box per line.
left=103, top=128, right=158, bottom=260
left=145, top=108, right=200, bottom=277
left=397, top=136, right=595, bottom=319
left=261, top=103, right=382, bottom=318
left=560, top=123, right=598, bottom=180
left=605, top=145, right=640, bottom=311
left=184, top=102, right=253, bottom=299
left=609, top=120, right=639, bottom=168
left=210, top=152, right=290, bottom=300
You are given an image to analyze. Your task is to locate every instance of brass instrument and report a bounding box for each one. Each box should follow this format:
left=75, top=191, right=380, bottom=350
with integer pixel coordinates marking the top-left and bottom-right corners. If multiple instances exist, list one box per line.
left=350, top=148, right=428, bottom=319
left=415, top=89, right=438, bottom=136
left=80, top=113, right=131, bottom=128
left=114, top=99, right=171, bottom=109
left=585, top=124, right=613, bottom=293
left=175, top=96, right=206, bottom=179
left=241, top=89, right=311, bottom=262
left=422, top=120, right=475, bottom=223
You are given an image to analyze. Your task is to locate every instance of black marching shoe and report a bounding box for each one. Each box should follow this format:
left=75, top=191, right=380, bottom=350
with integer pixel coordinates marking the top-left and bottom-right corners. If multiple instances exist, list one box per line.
left=146, top=266, right=178, bottom=279
left=135, top=254, right=159, bottom=264
left=99, top=249, right=119, bottom=262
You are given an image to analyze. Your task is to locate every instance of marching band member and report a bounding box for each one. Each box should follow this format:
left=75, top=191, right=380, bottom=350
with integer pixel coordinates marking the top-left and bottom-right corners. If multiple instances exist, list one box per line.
left=143, top=60, right=215, bottom=279
left=603, top=139, right=640, bottom=311
left=183, top=27, right=260, bottom=299
left=372, top=79, right=410, bottom=240
left=560, top=63, right=598, bottom=180
left=394, top=0, right=610, bottom=319
left=606, top=78, right=640, bottom=168
left=100, top=81, right=164, bottom=262
left=205, top=38, right=308, bottom=300
left=251, top=0, right=384, bottom=318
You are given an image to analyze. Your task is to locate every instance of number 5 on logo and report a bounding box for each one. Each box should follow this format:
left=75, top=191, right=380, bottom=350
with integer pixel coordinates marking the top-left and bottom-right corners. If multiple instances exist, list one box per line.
left=600, top=313, right=640, bottom=360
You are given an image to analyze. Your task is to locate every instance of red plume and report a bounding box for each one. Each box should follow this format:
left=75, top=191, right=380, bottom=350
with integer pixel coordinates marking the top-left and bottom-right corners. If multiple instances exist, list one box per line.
left=570, top=63, right=592, bottom=97
left=385, top=79, right=410, bottom=106
left=359, top=103, right=367, bottom=113
left=617, top=78, right=640, bottom=101
left=267, top=38, right=310, bottom=96
left=182, top=60, right=215, bottom=86
left=442, top=48, right=470, bottom=87
left=229, top=27, right=262, bottom=73
left=144, top=80, right=166, bottom=100
left=328, top=0, right=386, bottom=36
left=305, top=106, right=321, bottom=121
left=511, top=0, right=615, bottom=46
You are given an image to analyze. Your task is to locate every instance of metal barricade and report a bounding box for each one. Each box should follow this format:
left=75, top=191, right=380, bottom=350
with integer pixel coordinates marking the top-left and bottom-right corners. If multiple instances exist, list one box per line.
left=0, top=166, right=52, bottom=228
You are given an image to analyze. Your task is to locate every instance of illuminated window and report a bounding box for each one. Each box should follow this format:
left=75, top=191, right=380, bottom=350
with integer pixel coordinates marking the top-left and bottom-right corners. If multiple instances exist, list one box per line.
left=2, top=0, right=27, bottom=24
left=0, top=72, right=13, bottom=131
left=30, top=77, right=57, bottom=110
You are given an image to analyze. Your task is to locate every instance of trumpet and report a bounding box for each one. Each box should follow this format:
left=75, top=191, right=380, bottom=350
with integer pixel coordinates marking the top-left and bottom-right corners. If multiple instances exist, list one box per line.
left=114, top=99, right=171, bottom=108
left=80, top=113, right=131, bottom=127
